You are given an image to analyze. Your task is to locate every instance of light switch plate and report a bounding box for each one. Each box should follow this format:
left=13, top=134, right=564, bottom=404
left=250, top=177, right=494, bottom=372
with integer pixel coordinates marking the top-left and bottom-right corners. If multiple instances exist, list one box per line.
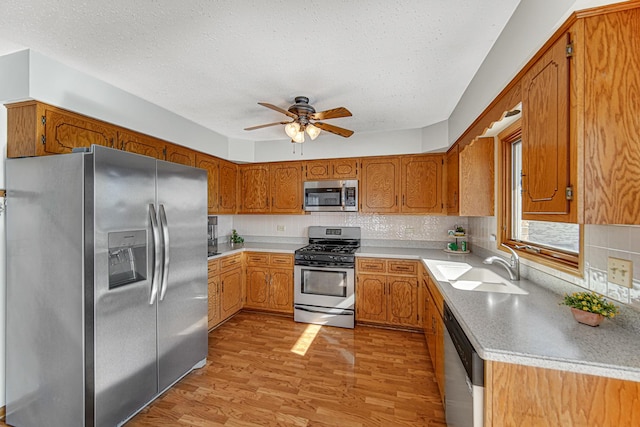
left=277, top=225, right=285, bottom=232
left=608, top=257, right=633, bottom=288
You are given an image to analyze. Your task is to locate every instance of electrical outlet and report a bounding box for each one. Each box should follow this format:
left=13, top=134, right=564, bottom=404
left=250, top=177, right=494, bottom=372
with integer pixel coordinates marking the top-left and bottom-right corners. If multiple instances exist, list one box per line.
left=405, top=227, right=414, bottom=234
left=276, top=225, right=285, bottom=232
left=608, top=257, right=633, bottom=288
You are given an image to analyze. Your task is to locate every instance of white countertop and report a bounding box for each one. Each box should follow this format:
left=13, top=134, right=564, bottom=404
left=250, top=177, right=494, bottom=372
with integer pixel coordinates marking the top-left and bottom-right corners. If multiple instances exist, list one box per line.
left=210, top=243, right=640, bottom=382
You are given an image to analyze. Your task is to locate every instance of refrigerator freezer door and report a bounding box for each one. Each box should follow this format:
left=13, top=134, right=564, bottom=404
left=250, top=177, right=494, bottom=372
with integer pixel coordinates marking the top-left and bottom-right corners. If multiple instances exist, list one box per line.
left=92, top=146, right=159, bottom=426
left=156, top=160, right=208, bottom=392
left=6, top=154, right=86, bottom=427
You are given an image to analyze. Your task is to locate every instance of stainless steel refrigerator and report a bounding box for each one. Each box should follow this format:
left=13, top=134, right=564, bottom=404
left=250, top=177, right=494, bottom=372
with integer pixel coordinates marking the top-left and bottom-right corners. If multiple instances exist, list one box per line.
left=6, top=145, right=208, bottom=427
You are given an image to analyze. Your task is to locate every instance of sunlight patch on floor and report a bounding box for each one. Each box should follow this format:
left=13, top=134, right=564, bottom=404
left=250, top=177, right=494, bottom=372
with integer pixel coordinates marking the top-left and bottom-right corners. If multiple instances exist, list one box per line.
left=291, top=324, right=322, bottom=356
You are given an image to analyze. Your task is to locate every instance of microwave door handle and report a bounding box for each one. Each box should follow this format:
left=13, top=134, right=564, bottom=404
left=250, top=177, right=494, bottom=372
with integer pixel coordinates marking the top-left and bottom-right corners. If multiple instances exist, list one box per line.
left=149, top=204, right=161, bottom=305
left=159, top=204, right=170, bottom=301
left=341, top=184, right=346, bottom=210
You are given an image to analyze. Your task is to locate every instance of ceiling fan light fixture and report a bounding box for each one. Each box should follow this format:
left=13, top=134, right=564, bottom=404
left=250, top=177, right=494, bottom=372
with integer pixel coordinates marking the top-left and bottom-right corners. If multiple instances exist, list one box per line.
left=284, top=122, right=301, bottom=139
left=292, top=130, right=305, bottom=143
left=305, top=124, right=321, bottom=140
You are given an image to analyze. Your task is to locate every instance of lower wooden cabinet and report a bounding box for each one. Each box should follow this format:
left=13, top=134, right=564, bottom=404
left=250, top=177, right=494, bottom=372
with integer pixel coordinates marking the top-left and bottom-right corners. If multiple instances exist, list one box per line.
left=244, top=252, right=293, bottom=314
left=422, top=265, right=445, bottom=403
left=485, top=361, right=640, bottom=426
left=207, top=259, right=221, bottom=329
left=356, top=258, right=421, bottom=328
left=218, top=253, right=244, bottom=322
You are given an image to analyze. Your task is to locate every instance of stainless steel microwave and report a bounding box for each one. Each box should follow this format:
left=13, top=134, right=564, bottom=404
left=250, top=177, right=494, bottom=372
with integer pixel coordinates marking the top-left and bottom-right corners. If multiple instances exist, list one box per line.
left=303, top=180, right=358, bottom=212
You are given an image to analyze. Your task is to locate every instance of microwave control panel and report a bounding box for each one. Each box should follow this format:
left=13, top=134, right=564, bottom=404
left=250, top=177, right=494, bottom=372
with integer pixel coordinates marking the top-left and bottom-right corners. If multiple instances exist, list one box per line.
left=345, top=187, right=356, bottom=207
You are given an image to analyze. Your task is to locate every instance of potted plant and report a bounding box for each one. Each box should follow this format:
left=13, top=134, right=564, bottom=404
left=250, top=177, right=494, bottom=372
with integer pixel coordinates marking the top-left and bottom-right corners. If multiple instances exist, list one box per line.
left=229, top=229, right=244, bottom=248
left=454, top=225, right=465, bottom=236
left=560, top=291, right=619, bottom=326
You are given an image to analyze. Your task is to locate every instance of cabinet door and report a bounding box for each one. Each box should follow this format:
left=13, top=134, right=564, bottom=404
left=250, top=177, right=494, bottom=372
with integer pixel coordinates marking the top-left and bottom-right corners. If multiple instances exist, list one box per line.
left=45, top=108, right=116, bottom=154
left=446, top=145, right=460, bottom=215
left=435, top=313, right=445, bottom=403
left=305, top=160, right=331, bottom=180
left=166, top=143, right=195, bottom=167
left=459, top=137, right=495, bottom=216
left=207, top=260, right=221, bottom=329
left=238, top=164, right=270, bottom=213
left=388, top=277, right=419, bottom=327
left=245, top=267, right=270, bottom=309
left=196, top=154, right=219, bottom=214
left=355, top=275, right=387, bottom=323
left=521, top=34, right=571, bottom=220
left=401, top=155, right=443, bottom=214
left=219, top=160, right=237, bottom=214
left=270, top=162, right=303, bottom=214
left=270, top=268, right=293, bottom=313
left=331, top=158, right=359, bottom=179
left=119, top=130, right=165, bottom=160
left=360, top=157, right=400, bottom=213
left=220, top=268, right=242, bottom=320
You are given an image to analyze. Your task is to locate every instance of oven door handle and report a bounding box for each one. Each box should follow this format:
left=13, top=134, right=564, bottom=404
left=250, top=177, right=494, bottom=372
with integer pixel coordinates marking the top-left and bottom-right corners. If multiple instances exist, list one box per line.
left=294, top=305, right=354, bottom=316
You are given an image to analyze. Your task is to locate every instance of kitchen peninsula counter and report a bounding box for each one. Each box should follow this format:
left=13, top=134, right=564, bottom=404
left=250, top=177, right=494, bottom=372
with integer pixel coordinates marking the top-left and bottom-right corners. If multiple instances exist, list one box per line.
left=357, top=246, right=640, bottom=382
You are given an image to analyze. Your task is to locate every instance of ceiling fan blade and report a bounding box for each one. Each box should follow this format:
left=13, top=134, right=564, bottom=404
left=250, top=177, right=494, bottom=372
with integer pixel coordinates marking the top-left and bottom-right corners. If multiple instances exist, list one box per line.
left=313, top=121, right=354, bottom=138
left=257, top=102, right=297, bottom=119
left=244, top=121, right=290, bottom=131
left=310, top=107, right=352, bottom=121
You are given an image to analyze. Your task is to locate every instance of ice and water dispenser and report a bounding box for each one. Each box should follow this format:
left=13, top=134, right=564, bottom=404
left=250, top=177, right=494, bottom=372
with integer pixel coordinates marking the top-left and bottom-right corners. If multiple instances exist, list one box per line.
left=108, top=230, right=147, bottom=289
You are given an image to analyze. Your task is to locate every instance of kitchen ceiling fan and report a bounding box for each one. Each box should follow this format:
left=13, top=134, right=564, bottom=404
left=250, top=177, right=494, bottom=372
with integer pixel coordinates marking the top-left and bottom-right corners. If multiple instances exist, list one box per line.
left=244, top=96, right=354, bottom=142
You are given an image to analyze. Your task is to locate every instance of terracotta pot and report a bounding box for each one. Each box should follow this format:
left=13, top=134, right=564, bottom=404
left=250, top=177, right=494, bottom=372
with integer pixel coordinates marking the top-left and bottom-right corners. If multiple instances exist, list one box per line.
left=570, top=307, right=605, bottom=327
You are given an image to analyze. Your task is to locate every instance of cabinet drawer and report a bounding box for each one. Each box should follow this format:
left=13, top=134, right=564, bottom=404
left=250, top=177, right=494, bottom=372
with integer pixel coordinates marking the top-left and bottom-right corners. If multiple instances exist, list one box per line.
left=388, top=260, right=418, bottom=275
left=270, top=254, right=293, bottom=267
left=357, top=258, right=386, bottom=273
left=208, top=259, right=220, bottom=273
left=246, top=252, right=269, bottom=266
left=220, top=253, right=242, bottom=271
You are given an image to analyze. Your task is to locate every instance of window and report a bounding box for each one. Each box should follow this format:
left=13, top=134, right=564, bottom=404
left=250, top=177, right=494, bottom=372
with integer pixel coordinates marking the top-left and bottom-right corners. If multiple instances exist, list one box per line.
left=499, top=120, right=580, bottom=271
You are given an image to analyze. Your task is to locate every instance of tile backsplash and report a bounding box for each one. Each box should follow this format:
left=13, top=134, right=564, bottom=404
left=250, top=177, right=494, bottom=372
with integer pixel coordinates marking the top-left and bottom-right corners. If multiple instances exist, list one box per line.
left=226, top=213, right=467, bottom=247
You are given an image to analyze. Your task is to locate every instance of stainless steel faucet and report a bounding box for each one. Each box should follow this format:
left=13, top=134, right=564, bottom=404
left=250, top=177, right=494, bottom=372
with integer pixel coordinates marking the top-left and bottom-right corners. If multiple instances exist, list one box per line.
left=483, top=244, right=520, bottom=281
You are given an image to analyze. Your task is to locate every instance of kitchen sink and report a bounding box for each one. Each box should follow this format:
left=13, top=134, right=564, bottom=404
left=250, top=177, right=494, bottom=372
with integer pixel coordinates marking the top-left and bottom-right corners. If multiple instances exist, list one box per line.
left=435, top=264, right=528, bottom=295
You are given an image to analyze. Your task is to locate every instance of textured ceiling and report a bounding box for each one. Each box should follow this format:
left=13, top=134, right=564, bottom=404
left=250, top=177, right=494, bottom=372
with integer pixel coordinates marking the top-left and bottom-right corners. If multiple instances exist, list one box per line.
left=0, top=0, right=521, bottom=141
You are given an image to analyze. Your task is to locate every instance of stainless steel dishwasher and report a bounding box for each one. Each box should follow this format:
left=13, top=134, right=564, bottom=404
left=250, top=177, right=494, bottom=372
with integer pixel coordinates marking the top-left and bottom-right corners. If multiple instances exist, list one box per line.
left=444, top=302, right=485, bottom=427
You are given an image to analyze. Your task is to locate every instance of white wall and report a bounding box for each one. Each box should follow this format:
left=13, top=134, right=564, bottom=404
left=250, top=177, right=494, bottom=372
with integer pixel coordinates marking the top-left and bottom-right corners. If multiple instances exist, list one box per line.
left=0, top=105, right=7, bottom=407
left=253, top=128, right=424, bottom=162
left=421, top=120, right=449, bottom=153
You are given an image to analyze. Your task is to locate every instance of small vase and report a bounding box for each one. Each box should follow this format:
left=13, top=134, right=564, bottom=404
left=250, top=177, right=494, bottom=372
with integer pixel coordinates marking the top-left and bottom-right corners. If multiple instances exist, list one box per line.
left=230, top=242, right=243, bottom=249
left=570, top=308, right=605, bottom=327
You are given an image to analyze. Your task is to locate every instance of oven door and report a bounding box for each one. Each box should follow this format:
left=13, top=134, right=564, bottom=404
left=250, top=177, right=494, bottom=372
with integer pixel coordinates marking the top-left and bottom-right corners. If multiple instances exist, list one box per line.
left=294, top=264, right=355, bottom=309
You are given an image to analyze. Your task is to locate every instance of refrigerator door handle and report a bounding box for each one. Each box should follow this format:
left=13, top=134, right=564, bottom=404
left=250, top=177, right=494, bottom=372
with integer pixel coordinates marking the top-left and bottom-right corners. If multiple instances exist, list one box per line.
left=159, top=204, right=170, bottom=301
left=149, top=204, right=161, bottom=305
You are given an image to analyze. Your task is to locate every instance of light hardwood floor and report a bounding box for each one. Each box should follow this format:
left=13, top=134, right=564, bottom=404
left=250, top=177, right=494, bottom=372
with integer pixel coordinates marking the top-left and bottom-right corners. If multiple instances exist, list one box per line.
left=128, top=312, right=445, bottom=426
left=0, top=312, right=445, bottom=426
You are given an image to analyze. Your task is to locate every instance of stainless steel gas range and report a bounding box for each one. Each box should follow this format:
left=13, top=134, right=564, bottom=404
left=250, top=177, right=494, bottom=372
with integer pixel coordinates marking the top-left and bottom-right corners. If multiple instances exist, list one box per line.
left=294, top=226, right=361, bottom=328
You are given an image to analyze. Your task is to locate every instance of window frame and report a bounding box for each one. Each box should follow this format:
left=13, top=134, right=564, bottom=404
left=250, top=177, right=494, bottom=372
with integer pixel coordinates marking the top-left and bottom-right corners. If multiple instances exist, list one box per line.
left=497, top=119, right=582, bottom=275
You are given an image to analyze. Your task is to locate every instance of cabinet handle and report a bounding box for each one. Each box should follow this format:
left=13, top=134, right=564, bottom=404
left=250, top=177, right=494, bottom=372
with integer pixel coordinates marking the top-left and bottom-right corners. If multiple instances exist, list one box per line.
left=221, top=281, right=224, bottom=293
left=395, top=195, right=398, bottom=206
left=402, top=195, right=405, bottom=206
left=219, top=196, right=222, bottom=206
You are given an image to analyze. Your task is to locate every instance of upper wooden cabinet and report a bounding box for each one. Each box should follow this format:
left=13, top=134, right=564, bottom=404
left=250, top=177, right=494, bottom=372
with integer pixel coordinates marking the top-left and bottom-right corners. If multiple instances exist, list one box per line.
left=165, top=143, right=195, bottom=167
left=445, top=145, right=460, bottom=215
left=270, top=162, right=303, bottom=213
left=119, top=129, right=165, bottom=160
left=459, top=137, right=494, bottom=216
left=7, top=101, right=116, bottom=157
left=521, top=33, right=572, bottom=221
left=238, top=164, right=270, bottom=213
left=361, top=154, right=443, bottom=214
left=305, top=158, right=359, bottom=180
left=578, top=8, right=640, bottom=224
left=196, top=154, right=220, bottom=214
left=238, top=162, right=303, bottom=214
left=360, top=156, right=401, bottom=213
left=400, top=154, right=443, bottom=214
left=218, top=159, right=238, bottom=214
